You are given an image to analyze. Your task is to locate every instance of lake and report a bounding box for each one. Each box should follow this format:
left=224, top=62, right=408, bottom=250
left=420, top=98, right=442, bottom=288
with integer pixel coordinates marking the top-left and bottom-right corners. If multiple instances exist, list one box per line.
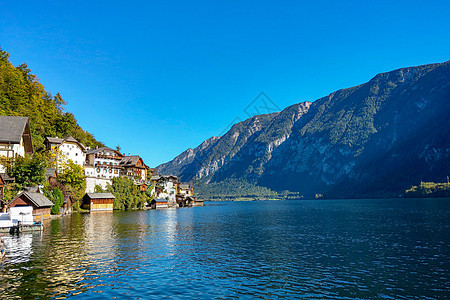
left=0, top=199, right=449, bottom=299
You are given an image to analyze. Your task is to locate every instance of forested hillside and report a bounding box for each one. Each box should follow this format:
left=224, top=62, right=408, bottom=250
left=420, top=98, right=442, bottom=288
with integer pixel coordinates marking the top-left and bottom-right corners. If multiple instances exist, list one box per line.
left=0, top=48, right=103, bottom=151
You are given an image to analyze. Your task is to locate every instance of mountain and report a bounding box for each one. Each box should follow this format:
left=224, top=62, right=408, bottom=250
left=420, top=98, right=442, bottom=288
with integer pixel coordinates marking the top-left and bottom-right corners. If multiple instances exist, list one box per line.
left=159, top=61, right=450, bottom=198
left=0, top=48, right=103, bottom=151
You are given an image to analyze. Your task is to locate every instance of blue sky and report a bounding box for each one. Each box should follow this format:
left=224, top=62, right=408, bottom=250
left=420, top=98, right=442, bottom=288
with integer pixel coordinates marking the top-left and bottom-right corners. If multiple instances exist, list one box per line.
left=1, top=0, right=449, bottom=167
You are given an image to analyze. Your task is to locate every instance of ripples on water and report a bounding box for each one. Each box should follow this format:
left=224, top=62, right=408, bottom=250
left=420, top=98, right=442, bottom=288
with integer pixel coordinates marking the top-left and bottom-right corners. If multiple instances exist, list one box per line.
left=0, top=199, right=449, bottom=299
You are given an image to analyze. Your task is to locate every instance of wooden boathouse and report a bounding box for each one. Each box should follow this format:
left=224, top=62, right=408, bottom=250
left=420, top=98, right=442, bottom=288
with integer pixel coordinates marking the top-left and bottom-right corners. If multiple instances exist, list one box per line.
left=8, top=191, right=54, bottom=221
left=82, top=193, right=115, bottom=211
left=150, top=198, right=169, bottom=209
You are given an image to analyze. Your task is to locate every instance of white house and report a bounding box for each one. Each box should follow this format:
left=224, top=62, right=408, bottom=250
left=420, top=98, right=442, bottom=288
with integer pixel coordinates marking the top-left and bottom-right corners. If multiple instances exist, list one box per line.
left=151, top=175, right=178, bottom=206
left=0, top=116, right=33, bottom=173
left=45, top=136, right=86, bottom=168
left=85, top=147, right=123, bottom=192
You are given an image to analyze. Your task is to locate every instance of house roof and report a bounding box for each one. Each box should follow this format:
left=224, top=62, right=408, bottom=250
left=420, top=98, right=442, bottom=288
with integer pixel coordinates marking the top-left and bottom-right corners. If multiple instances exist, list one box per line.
left=180, top=184, right=191, bottom=189
left=0, top=173, right=15, bottom=182
left=86, top=147, right=121, bottom=156
left=10, top=191, right=54, bottom=208
left=151, top=175, right=178, bottom=181
left=154, top=198, right=168, bottom=203
left=85, top=193, right=115, bottom=199
left=46, top=168, right=57, bottom=178
left=150, top=175, right=161, bottom=181
left=120, top=155, right=146, bottom=168
left=45, top=136, right=86, bottom=151
left=0, top=116, right=29, bottom=143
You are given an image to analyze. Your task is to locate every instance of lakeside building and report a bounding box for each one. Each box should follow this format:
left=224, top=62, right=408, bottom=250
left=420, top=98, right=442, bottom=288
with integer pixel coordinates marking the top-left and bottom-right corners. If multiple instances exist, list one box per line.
left=8, top=191, right=54, bottom=221
left=85, top=147, right=123, bottom=192
left=0, top=116, right=33, bottom=173
left=150, top=175, right=179, bottom=206
left=178, top=183, right=193, bottom=197
left=149, top=198, right=169, bottom=209
left=120, top=155, right=148, bottom=182
left=45, top=136, right=86, bottom=168
left=82, top=193, right=115, bottom=211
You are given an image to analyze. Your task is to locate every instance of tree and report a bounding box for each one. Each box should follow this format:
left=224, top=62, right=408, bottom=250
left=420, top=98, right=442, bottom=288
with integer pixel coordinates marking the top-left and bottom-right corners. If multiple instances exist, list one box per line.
left=106, top=177, right=148, bottom=210
left=50, top=187, right=64, bottom=214
left=58, top=160, right=86, bottom=188
left=94, top=184, right=105, bottom=193
left=6, top=154, right=46, bottom=188
left=58, top=160, right=86, bottom=203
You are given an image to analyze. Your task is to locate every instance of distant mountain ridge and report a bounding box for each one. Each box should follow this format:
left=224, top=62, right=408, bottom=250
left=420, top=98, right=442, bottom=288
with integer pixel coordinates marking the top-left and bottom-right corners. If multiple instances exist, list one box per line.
left=157, top=61, right=450, bottom=198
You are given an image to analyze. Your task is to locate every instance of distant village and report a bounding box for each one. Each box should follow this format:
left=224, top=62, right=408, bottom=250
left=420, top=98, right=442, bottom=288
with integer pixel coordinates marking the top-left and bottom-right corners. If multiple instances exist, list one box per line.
left=0, top=116, right=202, bottom=230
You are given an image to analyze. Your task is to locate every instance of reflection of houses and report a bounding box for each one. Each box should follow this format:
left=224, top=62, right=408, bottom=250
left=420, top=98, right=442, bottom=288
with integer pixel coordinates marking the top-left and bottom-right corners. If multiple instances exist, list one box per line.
left=0, top=116, right=33, bottom=172
left=150, top=175, right=178, bottom=206
left=85, top=147, right=123, bottom=192
left=82, top=193, right=115, bottom=211
left=8, top=191, right=54, bottom=221
left=45, top=136, right=86, bottom=168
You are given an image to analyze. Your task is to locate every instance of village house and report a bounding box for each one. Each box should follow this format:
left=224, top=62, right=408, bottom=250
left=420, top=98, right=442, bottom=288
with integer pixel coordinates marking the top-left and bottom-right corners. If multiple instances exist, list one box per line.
left=46, top=168, right=58, bottom=185
left=150, top=175, right=178, bottom=206
left=8, top=191, right=54, bottom=221
left=82, top=193, right=115, bottom=211
left=178, top=183, right=193, bottom=197
left=175, top=183, right=194, bottom=207
left=60, top=194, right=73, bottom=215
left=85, top=147, right=123, bottom=192
left=0, top=116, right=33, bottom=172
left=120, top=155, right=148, bottom=182
left=45, top=136, right=86, bottom=168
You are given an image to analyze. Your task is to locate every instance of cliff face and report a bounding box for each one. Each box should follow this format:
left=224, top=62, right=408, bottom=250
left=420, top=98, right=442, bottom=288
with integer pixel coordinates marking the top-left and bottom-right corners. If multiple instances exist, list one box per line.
left=158, top=61, right=450, bottom=197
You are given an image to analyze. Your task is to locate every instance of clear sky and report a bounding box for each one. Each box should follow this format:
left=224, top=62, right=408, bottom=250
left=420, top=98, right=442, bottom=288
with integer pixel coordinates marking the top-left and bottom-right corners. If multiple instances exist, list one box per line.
left=1, top=0, right=449, bottom=167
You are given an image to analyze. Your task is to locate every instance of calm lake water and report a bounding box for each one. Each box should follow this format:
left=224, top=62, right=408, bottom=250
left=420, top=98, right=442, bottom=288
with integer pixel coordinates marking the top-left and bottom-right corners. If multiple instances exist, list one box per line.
left=0, top=199, right=449, bottom=299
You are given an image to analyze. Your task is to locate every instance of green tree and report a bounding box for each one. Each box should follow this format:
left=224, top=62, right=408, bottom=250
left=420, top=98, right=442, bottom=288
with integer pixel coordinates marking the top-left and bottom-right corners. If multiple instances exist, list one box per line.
left=106, top=177, right=147, bottom=210
left=94, top=184, right=105, bottom=193
left=58, top=160, right=86, bottom=189
left=7, top=154, right=47, bottom=188
left=50, top=187, right=64, bottom=214
left=58, top=160, right=86, bottom=204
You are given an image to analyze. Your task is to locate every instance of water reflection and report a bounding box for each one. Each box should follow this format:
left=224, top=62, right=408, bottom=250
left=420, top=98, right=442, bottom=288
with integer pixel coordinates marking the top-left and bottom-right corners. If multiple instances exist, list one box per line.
left=2, top=233, right=34, bottom=264
left=0, top=200, right=448, bottom=299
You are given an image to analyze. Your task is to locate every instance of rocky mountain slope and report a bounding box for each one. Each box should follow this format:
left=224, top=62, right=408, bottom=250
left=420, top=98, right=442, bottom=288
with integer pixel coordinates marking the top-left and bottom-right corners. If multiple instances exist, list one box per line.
left=158, top=61, right=450, bottom=198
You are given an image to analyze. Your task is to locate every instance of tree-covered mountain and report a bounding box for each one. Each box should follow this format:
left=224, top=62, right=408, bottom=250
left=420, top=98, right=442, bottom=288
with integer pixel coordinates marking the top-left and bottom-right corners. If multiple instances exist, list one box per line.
left=0, top=48, right=103, bottom=152
left=158, top=61, right=450, bottom=198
